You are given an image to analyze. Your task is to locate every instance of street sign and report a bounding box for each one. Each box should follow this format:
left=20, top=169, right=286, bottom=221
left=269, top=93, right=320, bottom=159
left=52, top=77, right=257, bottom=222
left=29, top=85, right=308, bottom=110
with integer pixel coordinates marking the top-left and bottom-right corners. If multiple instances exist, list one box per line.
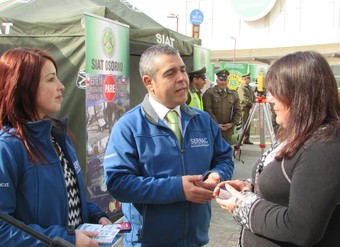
left=103, top=74, right=116, bottom=102
left=190, top=9, right=204, bottom=25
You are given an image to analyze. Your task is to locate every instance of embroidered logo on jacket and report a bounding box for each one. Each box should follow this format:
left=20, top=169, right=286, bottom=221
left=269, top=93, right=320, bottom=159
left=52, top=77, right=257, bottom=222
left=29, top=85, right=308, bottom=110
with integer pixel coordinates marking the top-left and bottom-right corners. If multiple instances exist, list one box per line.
left=0, top=182, right=9, bottom=188
left=191, top=138, right=209, bottom=148
left=73, top=161, right=81, bottom=174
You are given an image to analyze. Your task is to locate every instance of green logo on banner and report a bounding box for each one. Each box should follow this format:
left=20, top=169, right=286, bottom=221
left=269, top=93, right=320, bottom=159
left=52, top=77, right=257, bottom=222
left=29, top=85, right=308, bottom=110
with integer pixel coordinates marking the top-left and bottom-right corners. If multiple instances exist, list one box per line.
left=102, top=27, right=115, bottom=58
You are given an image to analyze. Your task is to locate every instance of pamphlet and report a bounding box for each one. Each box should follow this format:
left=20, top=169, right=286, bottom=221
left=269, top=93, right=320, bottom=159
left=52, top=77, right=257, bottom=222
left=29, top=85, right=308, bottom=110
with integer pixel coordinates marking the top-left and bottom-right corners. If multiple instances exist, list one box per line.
left=218, top=188, right=233, bottom=200
left=77, top=222, right=131, bottom=246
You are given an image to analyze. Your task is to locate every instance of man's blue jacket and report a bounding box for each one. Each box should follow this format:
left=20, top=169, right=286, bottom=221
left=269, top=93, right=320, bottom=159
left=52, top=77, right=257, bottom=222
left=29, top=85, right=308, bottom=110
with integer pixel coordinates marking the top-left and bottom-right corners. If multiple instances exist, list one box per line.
left=104, top=95, right=234, bottom=247
left=0, top=118, right=106, bottom=246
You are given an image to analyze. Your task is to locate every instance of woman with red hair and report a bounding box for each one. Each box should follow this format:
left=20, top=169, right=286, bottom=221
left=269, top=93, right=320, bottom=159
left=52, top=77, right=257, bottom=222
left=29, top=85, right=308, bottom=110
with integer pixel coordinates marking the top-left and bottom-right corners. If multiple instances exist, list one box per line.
left=0, top=48, right=111, bottom=246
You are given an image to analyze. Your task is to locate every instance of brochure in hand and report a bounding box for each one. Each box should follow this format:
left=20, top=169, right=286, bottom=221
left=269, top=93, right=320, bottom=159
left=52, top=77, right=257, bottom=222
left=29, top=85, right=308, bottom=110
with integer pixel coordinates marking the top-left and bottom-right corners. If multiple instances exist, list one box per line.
left=218, top=188, right=233, bottom=200
left=77, top=222, right=131, bottom=246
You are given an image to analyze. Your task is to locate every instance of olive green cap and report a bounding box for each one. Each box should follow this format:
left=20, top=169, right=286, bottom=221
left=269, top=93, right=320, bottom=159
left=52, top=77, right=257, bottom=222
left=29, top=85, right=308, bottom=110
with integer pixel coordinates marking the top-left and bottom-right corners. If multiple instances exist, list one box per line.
left=242, top=72, right=251, bottom=78
left=216, top=69, right=230, bottom=79
left=188, top=67, right=206, bottom=79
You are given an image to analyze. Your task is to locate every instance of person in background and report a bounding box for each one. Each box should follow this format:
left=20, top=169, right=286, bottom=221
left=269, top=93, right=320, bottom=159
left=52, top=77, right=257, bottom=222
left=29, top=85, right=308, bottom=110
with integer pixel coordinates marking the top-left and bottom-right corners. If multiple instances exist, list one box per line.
left=237, top=72, right=256, bottom=145
left=214, top=51, right=340, bottom=247
left=0, top=48, right=111, bottom=247
left=186, top=66, right=207, bottom=110
left=104, top=44, right=234, bottom=247
left=203, top=69, right=242, bottom=144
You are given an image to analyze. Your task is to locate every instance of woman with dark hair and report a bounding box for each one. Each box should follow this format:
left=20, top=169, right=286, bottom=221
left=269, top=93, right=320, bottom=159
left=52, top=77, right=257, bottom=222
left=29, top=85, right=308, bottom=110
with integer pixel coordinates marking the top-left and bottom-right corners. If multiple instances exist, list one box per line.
left=0, top=48, right=111, bottom=246
left=214, top=51, right=340, bottom=246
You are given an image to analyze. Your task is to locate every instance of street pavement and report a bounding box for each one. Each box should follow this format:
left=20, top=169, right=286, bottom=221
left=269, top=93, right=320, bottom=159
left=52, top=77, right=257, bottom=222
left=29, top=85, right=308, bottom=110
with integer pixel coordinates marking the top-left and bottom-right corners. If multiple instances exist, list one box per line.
left=206, top=140, right=267, bottom=247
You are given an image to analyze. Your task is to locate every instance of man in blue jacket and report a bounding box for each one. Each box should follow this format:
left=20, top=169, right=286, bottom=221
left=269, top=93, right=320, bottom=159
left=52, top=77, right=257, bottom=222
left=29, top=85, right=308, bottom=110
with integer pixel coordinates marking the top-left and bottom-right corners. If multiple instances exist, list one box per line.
left=104, top=44, right=234, bottom=247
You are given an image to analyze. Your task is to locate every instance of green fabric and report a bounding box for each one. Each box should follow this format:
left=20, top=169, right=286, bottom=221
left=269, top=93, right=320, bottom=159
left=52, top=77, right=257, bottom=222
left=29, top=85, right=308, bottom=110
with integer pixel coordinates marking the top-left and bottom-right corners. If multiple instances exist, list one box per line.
left=166, top=111, right=182, bottom=146
left=0, top=0, right=200, bottom=55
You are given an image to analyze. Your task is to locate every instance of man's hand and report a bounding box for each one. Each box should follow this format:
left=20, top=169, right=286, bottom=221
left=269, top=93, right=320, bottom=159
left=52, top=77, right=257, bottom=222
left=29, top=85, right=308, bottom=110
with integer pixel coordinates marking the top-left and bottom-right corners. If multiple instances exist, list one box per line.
left=194, top=172, right=221, bottom=191
left=182, top=175, right=214, bottom=203
left=98, top=217, right=112, bottom=226
left=218, top=124, right=227, bottom=131
left=219, top=124, right=233, bottom=131
left=224, top=123, right=233, bottom=130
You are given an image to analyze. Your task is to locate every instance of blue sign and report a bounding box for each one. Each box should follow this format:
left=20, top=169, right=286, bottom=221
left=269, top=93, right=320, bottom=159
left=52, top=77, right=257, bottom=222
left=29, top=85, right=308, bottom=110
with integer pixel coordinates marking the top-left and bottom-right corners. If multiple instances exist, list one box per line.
left=190, top=9, right=204, bottom=25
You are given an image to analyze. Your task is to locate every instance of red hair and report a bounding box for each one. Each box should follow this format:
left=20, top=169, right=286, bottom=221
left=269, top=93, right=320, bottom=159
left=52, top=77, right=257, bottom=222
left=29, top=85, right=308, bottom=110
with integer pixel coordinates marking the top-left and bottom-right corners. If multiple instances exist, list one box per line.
left=0, top=48, right=58, bottom=163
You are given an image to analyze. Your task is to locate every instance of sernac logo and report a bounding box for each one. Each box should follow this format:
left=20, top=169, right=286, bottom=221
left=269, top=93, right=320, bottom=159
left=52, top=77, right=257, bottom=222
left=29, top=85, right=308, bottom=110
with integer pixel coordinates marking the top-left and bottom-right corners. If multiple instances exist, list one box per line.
left=191, top=138, right=209, bottom=148
left=102, top=27, right=115, bottom=59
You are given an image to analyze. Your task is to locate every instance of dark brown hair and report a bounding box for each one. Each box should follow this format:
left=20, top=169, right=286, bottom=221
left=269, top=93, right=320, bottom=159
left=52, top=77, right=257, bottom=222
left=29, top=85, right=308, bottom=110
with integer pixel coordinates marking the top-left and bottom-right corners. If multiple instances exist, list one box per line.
left=0, top=48, right=58, bottom=163
left=266, top=51, right=340, bottom=159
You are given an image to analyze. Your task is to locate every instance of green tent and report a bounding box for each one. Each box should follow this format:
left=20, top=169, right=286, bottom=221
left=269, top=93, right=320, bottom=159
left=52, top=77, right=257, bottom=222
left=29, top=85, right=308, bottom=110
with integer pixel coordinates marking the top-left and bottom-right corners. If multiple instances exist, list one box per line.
left=0, top=0, right=201, bottom=174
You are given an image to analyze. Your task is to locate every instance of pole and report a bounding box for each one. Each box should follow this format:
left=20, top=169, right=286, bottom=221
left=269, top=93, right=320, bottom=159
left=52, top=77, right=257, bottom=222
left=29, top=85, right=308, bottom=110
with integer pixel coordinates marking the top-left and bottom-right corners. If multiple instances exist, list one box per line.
left=233, top=38, right=236, bottom=62
left=230, top=36, right=236, bottom=62
left=0, top=212, right=75, bottom=247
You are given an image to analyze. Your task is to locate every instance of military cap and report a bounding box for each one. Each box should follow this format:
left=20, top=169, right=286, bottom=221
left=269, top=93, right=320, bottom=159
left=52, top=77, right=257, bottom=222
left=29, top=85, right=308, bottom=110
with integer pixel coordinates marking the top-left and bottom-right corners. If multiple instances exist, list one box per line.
left=216, top=69, right=230, bottom=79
left=242, top=72, right=251, bottom=79
left=188, top=67, right=206, bottom=79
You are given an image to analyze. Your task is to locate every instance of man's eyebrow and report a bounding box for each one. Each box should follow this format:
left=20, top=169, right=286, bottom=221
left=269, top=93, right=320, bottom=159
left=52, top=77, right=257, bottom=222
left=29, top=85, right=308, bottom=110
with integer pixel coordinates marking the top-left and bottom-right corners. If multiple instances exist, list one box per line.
left=162, top=64, right=186, bottom=75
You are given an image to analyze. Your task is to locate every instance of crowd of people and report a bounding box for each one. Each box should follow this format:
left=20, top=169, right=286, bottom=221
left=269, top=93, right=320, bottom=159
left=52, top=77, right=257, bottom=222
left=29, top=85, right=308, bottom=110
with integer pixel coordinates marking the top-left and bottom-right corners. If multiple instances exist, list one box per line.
left=0, top=45, right=339, bottom=247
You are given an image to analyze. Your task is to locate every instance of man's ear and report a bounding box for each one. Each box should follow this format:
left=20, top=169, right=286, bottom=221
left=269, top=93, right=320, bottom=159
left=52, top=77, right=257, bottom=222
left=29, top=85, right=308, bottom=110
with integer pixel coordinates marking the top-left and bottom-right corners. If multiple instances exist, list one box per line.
left=142, top=75, right=154, bottom=92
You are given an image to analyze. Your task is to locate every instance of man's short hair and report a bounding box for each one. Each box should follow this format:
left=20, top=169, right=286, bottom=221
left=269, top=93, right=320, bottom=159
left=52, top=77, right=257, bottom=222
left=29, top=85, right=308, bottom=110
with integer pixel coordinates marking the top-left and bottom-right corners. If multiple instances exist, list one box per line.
left=139, top=44, right=179, bottom=79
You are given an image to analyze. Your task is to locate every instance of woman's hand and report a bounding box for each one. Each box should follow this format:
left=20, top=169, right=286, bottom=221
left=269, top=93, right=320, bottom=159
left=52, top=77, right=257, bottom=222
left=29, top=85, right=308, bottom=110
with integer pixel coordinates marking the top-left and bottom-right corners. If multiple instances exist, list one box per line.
left=75, top=230, right=99, bottom=247
left=213, top=182, right=245, bottom=213
left=226, top=179, right=253, bottom=192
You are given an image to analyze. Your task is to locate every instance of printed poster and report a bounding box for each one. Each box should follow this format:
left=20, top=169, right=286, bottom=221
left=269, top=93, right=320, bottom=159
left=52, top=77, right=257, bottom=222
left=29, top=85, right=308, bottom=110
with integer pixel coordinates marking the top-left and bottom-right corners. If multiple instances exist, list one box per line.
left=84, top=13, right=130, bottom=220
left=193, top=45, right=212, bottom=89
left=219, top=62, right=248, bottom=90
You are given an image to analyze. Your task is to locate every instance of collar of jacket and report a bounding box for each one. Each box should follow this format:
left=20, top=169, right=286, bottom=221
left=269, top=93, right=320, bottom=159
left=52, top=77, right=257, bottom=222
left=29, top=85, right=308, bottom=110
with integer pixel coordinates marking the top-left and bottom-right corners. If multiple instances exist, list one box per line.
left=24, top=117, right=69, bottom=140
left=189, top=84, right=201, bottom=94
left=213, top=85, right=231, bottom=94
left=141, top=94, right=199, bottom=125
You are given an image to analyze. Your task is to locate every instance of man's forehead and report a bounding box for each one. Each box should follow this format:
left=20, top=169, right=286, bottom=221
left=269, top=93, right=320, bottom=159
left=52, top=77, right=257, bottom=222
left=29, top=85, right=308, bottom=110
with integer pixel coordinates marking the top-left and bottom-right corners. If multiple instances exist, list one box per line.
left=155, top=54, right=185, bottom=71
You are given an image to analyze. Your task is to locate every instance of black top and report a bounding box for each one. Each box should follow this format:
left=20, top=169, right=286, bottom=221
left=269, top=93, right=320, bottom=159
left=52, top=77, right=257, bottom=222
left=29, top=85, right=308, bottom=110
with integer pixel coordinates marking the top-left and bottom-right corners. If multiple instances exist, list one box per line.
left=242, top=129, right=340, bottom=246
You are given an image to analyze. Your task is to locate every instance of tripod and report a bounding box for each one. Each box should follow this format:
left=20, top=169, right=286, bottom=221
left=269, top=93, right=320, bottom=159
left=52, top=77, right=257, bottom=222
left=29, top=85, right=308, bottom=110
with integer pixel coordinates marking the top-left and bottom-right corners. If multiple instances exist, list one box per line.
left=234, top=92, right=275, bottom=160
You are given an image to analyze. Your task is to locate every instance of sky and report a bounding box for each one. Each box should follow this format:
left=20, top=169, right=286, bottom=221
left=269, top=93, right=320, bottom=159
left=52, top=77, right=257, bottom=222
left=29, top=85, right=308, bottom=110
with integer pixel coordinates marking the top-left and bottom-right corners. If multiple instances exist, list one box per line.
left=126, top=0, right=186, bottom=32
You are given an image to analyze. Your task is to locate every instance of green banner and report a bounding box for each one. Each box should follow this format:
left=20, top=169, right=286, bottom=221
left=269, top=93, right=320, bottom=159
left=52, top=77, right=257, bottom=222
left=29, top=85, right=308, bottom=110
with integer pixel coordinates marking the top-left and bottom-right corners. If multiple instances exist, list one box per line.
left=220, top=62, right=248, bottom=90
left=250, top=64, right=269, bottom=85
left=193, top=45, right=211, bottom=80
left=209, top=63, right=215, bottom=82
left=85, top=13, right=130, bottom=220
left=85, top=14, right=129, bottom=75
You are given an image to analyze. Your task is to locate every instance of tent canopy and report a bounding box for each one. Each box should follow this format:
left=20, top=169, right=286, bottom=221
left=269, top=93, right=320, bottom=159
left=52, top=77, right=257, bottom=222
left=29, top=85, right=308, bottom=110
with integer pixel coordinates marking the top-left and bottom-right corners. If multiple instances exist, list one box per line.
left=0, top=0, right=200, bottom=172
left=0, top=0, right=200, bottom=55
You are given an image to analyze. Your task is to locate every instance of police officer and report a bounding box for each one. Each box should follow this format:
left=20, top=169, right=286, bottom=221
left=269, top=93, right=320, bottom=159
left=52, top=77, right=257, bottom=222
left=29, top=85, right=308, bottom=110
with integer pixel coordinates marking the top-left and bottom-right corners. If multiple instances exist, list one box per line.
left=186, top=67, right=207, bottom=110
left=203, top=69, right=242, bottom=144
left=237, top=72, right=256, bottom=144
